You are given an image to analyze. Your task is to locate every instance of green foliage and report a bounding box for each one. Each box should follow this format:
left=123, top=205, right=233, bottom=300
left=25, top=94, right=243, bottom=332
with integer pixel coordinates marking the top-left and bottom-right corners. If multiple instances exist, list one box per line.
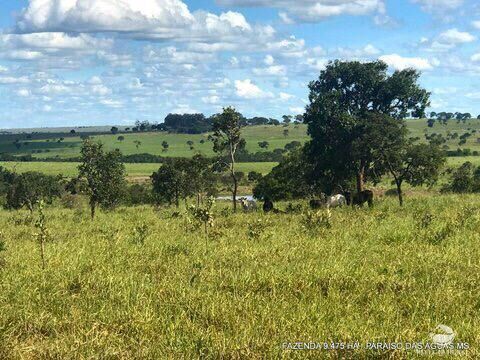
left=301, top=208, right=332, bottom=234
left=131, top=222, right=149, bottom=245
left=253, top=150, right=311, bottom=201
left=5, top=171, right=62, bottom=211
left=246, top=219, right=270, bottom=240
left=151, top=155, right=216, bottom=207
left=305, top=60, right=430, bottom=192
left=78, top=140, right=126, bottom=219
left=211, top=107, right=245, bottom=211
left=443, top=162, right=480, bottom=193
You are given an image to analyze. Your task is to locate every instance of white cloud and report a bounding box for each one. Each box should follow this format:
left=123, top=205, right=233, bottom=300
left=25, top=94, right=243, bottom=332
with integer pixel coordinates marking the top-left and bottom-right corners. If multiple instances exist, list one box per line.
left=100, top=99, right=123, bottom=108
left=17, top=0, right=194, bottom=34
left=279, top=92, right=294, bottom=101
left=380, top=54, right=433, bottom=71
left=289, top=106, right=304, bottom=114
left=91, top=84, right=112, bottom=96
left=420, top=29, right=476, bottom=53
left=264, top=55, right=275, bottom=65
left=438, top=29, right=475, bottom=44
left=16, top=89, right=31, bottom=97
left=253, top=65, right=287, bottom=76
left=473, top=20, right=480, bottom=30
left=202, top=95, right=220, bottom=104
left=412, top=0, right=463, bottom=13
left=235, top=79, right=272, bottom=99
left=0, top=76, right=30, bottom=84
left=43, top=104, right=52, bottom=112
left=217, top=0, right=387, bottom=23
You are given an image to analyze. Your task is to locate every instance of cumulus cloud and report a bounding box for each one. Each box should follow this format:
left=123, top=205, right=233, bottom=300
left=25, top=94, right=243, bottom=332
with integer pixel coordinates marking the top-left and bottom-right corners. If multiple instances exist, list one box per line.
left=419, top=28, right=476, bottom=52
left=15, top=0, right=277, bottom=52
left=216, top=0, right=387, bottom=23
left=379, top=54, right=433, bottom=71
left=438, top=28, right=475, bottom=44
left=235, top=79, right=272, bottom=99
left=17, top=0, right=194, bottom=34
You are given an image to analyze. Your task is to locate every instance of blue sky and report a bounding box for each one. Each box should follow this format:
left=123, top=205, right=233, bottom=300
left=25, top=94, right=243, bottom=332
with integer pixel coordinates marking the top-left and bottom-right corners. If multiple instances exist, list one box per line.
left=1, top=0, right=480, bottom=128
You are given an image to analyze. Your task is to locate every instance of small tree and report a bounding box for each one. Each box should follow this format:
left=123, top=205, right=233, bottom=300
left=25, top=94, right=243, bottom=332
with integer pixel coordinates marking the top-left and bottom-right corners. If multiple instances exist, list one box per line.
left=382, top=143, right=445, bottom=206
left=78, top=140, right=126, bottom=219
left=117, top=136, right=125, bottom=142
left=133, top=140, right=142, bottom=150
left=34, top=200, right=49, bottom=269
left=151, top=159, right=189, bottom=207
left=282, top=115, right=292, bottom=124
left=162, top=141, right=169, bottom=152
left=110, top=126, right=119, bottom=134
left=283, top=129, right=289, bottom=138
left=211, top=107, right=245, bottom=212
left=258, top=141, right=269, bottom=149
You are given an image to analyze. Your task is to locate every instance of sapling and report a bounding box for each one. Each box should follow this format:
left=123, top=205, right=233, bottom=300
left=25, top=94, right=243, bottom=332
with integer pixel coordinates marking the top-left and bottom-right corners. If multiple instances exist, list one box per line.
left=188, top=196, right=215, bottom=252
left=34, top=200, right=49, bottom=269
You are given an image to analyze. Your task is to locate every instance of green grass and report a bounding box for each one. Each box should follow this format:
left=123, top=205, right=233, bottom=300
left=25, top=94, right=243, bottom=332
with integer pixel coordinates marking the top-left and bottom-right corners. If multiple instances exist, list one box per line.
left=0, top=162, right=277, bottom=178
left=1, top=125, right=310, bottom=159
left=0, top=195, right=479, bottom=358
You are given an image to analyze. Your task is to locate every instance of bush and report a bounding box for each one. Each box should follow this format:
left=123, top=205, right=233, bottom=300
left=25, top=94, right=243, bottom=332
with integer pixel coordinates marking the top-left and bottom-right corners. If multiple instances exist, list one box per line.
left=124, top=184, right=154, bottom=206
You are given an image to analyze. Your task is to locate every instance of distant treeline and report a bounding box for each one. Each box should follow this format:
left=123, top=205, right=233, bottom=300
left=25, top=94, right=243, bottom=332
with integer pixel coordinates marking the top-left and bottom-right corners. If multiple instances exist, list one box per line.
left=0, top=148, right=288, bottom=163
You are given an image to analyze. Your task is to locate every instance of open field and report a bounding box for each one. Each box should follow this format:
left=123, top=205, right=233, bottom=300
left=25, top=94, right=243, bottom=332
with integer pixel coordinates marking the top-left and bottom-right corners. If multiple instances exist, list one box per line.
left=0, top=195, right=479, bottom=358
left=0, top=156, right=474, bottom=182
left=3, top=119, right=480, bottom=161
left=0, top=162, right=277, bottom=178
left=0, top=125, right=310, bottom=159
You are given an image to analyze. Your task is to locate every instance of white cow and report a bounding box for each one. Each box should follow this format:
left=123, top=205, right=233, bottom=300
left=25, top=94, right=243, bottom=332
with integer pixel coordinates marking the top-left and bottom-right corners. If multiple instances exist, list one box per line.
left=240, top=198, right=258, bottom=212
left=326, top=194, right=347, bottom=208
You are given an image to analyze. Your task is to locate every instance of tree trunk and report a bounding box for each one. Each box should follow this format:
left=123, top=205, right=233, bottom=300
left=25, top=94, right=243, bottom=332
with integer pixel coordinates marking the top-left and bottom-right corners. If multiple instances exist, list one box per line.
left=232, top=175, right=238, bottom=212
left=356, top=165, right=365, bottom=193
left=90, top=200, right=96, bottom=220
left=230, top=149, right=238, bottom=212
left=396, top=180, right=404, bottom=207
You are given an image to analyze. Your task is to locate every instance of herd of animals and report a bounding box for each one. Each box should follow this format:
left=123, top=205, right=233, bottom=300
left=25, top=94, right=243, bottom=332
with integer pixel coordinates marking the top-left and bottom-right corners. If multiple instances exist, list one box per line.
left=239, top=190, right=374, bottom=213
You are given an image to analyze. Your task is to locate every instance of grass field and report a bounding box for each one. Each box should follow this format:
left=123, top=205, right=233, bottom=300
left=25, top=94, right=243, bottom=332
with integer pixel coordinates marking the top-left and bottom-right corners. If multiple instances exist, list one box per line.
left=0, top=125, right=310, bottom=159
left=0, top=162, right=277, bottom=178
left=0, top=194, right=479, bottom=358
left=4, top=119, right=480, bottom=160
left=0, top=156, right=473, bottom=182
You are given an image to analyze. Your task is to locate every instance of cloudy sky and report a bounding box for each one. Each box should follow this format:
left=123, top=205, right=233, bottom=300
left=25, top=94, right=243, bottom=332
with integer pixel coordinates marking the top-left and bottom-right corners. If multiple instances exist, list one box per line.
left=1, top=0, right=480, bottom=128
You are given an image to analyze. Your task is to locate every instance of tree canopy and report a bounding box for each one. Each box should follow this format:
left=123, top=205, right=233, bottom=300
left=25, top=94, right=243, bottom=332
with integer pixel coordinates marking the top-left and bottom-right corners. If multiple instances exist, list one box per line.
left=304, top=60, right=431, bottom=193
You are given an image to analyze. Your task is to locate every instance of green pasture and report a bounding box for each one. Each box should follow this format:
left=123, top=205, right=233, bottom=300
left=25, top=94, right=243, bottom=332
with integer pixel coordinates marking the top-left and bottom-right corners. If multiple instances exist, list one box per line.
left=0, top=125, right=310, bottom=159
left=0, top=162, right=277, bottom=178
left=0, top=195, right=479, bottom=358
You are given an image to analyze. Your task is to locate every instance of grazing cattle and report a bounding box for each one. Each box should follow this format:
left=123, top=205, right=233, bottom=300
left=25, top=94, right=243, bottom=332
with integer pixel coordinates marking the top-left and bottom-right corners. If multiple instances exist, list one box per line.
left=310, top=194, right=346, bottom=209
left=352, top=190, right=374, bottom=207
left=263, top=198, right=274, bottom=213
left=327, top=194, right=347, bottom=208
left=343, top=191, right=352, bottom=206
left=240, top=198, right=257, bottom=212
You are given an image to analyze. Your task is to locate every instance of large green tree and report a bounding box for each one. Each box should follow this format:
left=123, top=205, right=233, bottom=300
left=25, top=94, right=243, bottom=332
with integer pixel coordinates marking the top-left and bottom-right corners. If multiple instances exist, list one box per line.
left=304, top=60, right=430, bottom=193
left=211, top=107, right=245, bottom=211
left=78, top=140, right=126, bottom=219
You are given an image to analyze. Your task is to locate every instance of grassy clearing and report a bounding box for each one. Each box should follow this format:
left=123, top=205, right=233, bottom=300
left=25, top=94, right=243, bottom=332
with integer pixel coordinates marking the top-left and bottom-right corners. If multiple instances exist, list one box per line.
left=0, top=195, right=479, bottom=358
left=0, top=162, right=277, bottom=178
